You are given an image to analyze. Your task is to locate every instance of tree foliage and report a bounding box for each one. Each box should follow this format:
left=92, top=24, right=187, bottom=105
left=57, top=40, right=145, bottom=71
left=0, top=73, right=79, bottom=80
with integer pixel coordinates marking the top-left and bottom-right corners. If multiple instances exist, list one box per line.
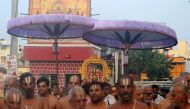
left=127, top=50, right=173, bottom=80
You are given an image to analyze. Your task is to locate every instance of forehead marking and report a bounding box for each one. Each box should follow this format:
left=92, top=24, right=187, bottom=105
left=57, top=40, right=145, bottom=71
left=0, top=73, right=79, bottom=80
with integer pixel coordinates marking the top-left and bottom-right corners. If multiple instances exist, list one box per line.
left=12, top=93, right=20, bottom=103
left=17, top=94, right=20, bottom=102
left=91, top=85, right=98, bottom=89
left=39, top=82, right=45, bottom=86
left=13, top=94, right=16, bottom=102
left=71, top=76, right=77, bottom=82
left=185, top=81, right=187, bottom=86
left=25, top=77, right=32, bottom=84
left=122, top=78, right=129, bottom=86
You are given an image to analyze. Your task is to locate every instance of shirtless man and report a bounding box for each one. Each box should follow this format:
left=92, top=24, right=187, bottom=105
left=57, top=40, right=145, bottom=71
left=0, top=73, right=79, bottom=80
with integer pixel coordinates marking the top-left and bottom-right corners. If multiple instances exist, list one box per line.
left=37, top=76, right=58, bottom=109
left=134, top=85, right=143, bottom=101
left=0, top=77, right=18, bottom=109
left=0, top=98, right=4, bottom=109
left=167, top=83, right=190, bottom=109
left=68, top=86, right=87, bottom=109
left=4, top=88, right=22, bottom=109
left=58, top=75, right=81, bottom=109
left=19, top=72, right=43, bottom=109
left=4, top=77, right=18, bottom=92
left=184, top=73, right=190, bottom=103
left=58, top=86, right=65, bottom=99
left=109, top=75, right=148, bottom=109
left=142, top=85, right=158, bottom=109
left=159, top=92, right=172, bottom=109
left=86, top=81, right=107, bottom=109
left=51, top=83, right=59, bottom=98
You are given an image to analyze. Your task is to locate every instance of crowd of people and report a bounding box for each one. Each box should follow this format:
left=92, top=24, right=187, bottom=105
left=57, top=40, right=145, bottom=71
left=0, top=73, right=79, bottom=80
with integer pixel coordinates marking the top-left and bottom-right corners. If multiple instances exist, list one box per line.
left=0, top=72, right=190, bottom=109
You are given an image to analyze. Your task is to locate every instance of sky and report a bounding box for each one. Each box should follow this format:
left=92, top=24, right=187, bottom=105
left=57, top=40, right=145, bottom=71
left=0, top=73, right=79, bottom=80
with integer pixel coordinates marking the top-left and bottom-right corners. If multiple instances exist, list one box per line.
left=0, top=0, right=190, bottom=45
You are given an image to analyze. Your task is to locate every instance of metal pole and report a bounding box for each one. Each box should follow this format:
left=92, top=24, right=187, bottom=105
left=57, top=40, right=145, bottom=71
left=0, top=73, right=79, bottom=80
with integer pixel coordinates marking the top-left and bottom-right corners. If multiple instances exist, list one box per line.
left=56, top=49, right=59, bottom=86
left=9, top=0, right=18, bottom=76
left=10, top=0, right=18, bottom=56
left=114, top=51, right=119, bottom=83
left=56, top=39, right=59, bottom=86
left=123, top=49, right=129, bottom=74
left=121, top=51, right=124, bottom=75
left=53, top=39, right=59, bottom=86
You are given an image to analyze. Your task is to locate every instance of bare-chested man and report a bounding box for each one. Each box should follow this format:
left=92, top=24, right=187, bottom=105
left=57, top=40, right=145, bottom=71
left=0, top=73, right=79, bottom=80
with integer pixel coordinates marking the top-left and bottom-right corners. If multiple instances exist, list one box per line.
left=58, top=86, right=65, bottom=99
left=142, top=85, right=158, bottom=109
left=4, top=77, right=18, bottom=92
left=68, top=86, right=87, bottom=109
left=184, top=73, right=190, bottom=103
left=19, top=72, right=43, bottom=109
left=109, top=75, right=148, bottom=109
left=134, top=85, right=143, bottom=102
left=58, top=75, right=81, bottom=109
left=4, top=88, right=22, bottom=109
left=51, top=83, right=59, bottom=98
left=159, top=74, right=187, bottom=109
left=0, top=98, right=4, bottom=109
left=86, top=81, right=107, bottom=109
left=37, top=76, right=58, bottom=109
left=159, top=92, right=172, bottom=109
left=0, top=77, right=18, bottom=109
left=167, top=83, right=190, bottom=109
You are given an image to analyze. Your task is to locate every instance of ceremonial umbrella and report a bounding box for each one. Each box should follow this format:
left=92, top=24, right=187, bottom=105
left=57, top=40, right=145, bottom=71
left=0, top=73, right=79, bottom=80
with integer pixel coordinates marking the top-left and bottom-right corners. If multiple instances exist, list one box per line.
left=83, top=20, right=177, bottom=73
left=7, top=14, right=94, bottom=85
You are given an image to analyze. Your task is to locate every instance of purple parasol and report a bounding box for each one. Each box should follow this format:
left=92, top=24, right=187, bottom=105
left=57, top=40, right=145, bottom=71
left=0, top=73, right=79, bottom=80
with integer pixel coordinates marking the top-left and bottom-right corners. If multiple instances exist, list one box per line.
left=7, top=14, right=94, bottom=86
left=83, top=20, right=178, bottom=67
left=7, top=14, right=94, bottom=39
left=83, top=20, right=177, bottom=50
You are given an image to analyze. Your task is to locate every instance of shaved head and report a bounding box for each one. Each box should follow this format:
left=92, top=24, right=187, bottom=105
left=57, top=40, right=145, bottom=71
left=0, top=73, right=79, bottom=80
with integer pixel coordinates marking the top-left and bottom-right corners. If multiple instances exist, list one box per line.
left=5, top=88, right=22, bottom=109
left=68, top=86, right=86, bottom=109
left=171, top=83, right=186, bottom=108
left=66, top=75, right=81, bottom=94
left=134, top=85, right=142, bottom=101
left=142, top=85, right=154, bottom=104
left=117, top=75, right=134, bottom=103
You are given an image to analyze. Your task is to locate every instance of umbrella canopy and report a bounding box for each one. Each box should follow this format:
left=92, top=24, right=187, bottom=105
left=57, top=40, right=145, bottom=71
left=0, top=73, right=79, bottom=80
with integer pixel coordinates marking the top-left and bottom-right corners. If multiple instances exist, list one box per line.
left=83, top=20, right=177, bottom=50
left=7, top=14, right=94, bottom=39
left=7, top=14, right=94, bottom=86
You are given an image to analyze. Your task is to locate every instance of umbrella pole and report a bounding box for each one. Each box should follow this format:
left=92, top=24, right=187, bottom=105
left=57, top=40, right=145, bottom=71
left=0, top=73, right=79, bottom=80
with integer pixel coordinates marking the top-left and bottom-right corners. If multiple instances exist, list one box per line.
left=56, top=48, right=59, bottom=87
left=53, top=39, right=59, bottom=87
left=123, top=49, right=128, bottom=74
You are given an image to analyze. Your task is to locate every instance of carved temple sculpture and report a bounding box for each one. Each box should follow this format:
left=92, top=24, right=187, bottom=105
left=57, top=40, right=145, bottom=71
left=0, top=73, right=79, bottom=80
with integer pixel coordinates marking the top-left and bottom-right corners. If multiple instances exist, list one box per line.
left=80, top=55, right=111, bottom=83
